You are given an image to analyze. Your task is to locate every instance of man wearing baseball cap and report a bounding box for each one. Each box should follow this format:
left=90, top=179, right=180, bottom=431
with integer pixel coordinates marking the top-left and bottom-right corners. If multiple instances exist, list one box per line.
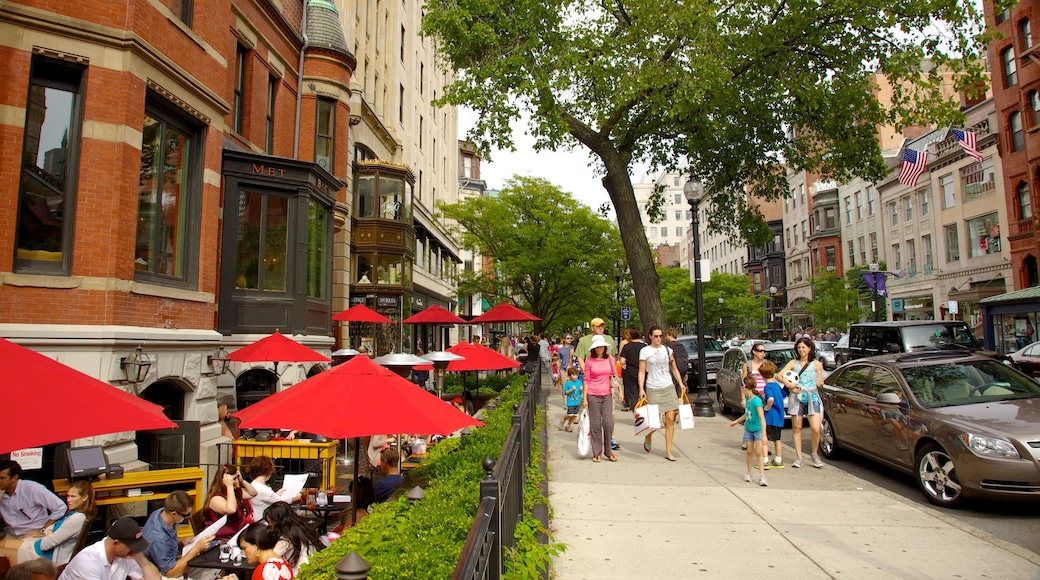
left=59, top=517, right=161, bottom=580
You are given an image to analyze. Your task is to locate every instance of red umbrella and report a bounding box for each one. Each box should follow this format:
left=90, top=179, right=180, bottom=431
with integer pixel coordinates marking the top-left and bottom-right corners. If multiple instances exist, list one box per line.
left=0, top=338, right=176, bottom=454
left=469, top=302, right=541, bottom=323
left=228, top=331, right=331, bottom=364
left=231, top=355, right=483, bottom=437
left=332, top=304, right=394, bottom=323
left=402, top=304, right=468, bottom=325
left=445, top=341, right=521, bottom=372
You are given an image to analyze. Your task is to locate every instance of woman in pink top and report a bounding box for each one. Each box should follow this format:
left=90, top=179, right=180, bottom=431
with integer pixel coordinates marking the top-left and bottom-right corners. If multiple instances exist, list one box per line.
left=581, top=335, right=619, bottom=462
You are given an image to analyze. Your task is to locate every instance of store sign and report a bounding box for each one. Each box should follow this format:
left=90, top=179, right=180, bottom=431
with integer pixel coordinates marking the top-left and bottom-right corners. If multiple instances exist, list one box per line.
left=948, top=300, right=959, bottom=314
left=892, top=298, right=904, bottom=312
left=378, top=296, right=399, bottom=307
left=350, top=295, right=366, bottom=305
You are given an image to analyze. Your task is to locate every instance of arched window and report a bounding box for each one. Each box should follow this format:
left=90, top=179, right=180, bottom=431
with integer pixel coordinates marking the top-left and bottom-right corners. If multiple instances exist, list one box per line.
left=1020, top=181, right=1034, bottom=221
left=1021, top=18, right=1033, bottom=50
left=1003, top=46, right=1018, bottom=87
left=1029, top=90, right=1040, bottom=127
left=1010, top=111, right=1025, bottom=151
left=236, top=368, right=277, bottom=410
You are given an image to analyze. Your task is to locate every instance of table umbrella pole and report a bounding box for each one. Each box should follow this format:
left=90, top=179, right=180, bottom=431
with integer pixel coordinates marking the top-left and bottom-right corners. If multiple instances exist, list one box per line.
left=351, top=436, right=360, bottom=528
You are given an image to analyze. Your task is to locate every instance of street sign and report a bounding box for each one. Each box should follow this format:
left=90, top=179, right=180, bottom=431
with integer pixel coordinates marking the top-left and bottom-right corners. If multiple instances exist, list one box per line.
left=621, top=307, right=631, bottom=321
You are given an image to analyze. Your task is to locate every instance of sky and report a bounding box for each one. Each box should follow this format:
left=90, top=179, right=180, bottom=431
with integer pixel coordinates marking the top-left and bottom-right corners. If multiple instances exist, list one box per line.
left=458, top=107, right=650, bottom=217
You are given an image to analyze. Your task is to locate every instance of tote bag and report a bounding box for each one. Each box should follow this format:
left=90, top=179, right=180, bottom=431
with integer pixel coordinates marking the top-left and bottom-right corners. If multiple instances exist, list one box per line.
left=576, top=408, right=592, bottom=457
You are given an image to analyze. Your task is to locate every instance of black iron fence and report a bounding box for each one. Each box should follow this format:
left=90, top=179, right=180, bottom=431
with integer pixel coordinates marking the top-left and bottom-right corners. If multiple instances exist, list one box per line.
left=452, top=365, right=541, bottom=580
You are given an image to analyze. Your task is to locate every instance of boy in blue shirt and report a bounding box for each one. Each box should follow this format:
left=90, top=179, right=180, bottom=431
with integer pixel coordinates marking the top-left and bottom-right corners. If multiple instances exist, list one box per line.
left=729, top=375, right=768, bottom=486
left=558, top=367, right=583, bottom=431
left=760, top=360, right=786, bottom=469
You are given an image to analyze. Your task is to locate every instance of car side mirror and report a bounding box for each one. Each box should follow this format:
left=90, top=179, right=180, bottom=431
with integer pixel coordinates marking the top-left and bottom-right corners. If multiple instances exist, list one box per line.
left=875, top=392, right=902, bottom=405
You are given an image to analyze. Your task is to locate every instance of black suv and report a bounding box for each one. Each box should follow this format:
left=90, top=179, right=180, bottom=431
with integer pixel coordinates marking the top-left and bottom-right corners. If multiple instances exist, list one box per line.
left=673, top=335, right=725, bottom=386
left=846, top=321, right=1008, bottom=363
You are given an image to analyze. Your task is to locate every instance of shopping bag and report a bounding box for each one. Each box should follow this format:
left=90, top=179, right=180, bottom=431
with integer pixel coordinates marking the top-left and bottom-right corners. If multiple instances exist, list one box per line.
left=678, top=393, right=695, bottom=430
left=576, top=408, right=592, bottom=458
left=633, top=397, right=661, bottom=438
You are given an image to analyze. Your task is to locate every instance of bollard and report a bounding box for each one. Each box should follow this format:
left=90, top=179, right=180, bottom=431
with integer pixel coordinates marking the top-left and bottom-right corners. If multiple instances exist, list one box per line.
left=335, top=551, right=371, bottom=580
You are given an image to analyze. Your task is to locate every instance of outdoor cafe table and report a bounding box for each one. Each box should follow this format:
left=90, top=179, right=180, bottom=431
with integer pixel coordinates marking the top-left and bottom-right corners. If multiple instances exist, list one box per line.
left=293, top=500, right=350, bottom=534
left=187, top=544, right=256, bottom=577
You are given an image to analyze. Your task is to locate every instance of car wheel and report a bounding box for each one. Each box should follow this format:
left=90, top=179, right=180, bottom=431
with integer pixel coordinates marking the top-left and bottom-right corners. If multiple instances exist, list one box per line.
left=915, top=443, right=963, bottom=507
left=716, top=386, right=732, bottom=414
left=819, top=414, right=841, bottom=459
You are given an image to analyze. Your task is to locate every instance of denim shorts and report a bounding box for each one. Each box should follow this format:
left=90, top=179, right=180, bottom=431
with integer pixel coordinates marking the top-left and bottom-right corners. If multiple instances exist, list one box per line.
left=791, top=391, right=823, bottom=416
left=566, top=405, right=579, bottom=415
left=742, top=429, right=764, bottom=442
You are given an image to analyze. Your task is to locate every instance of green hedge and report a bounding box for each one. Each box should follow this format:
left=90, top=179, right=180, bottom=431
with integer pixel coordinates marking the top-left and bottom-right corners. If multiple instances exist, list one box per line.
left=299, top=373, right=555, bottom=579
left=442, top=372, right=512, bottom=393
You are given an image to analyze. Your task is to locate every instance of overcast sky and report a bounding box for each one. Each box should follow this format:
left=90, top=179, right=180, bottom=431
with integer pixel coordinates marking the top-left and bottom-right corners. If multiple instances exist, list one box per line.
left=459, top=107, right=653, bottom=218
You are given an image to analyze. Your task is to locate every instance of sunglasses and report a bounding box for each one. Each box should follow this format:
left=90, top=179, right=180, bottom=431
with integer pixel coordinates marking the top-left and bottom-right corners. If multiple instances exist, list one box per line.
left=651, top=334, right=664, bottom=338
left=753, top=349, right=765, bottom=353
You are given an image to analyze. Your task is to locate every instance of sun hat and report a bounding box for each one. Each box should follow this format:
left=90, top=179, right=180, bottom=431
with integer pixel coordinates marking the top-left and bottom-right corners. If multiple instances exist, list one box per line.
left=590, top=335, right=609, bottom=351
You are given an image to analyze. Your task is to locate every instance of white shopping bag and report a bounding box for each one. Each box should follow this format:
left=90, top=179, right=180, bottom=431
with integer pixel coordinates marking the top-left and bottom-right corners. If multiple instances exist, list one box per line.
left=576, top=408, right=591, bottom=457
left=678, top=393, right=695, bottom=430
left=633, top=398, right=661, bottom=438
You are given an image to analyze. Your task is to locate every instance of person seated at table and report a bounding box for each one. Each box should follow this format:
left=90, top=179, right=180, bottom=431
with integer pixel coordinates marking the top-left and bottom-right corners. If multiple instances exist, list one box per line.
left=203, top=465, right=257, bottom=542
left=5, top=557, right=57, bottom=580
left=141, top=490, right=217, bottom=580
left=374, top=449, right=404, bottom=503
left=333, top=477, right=374, bottom=531
left=60, top=517, right=161, bottom=580
left=237, top=523, right=293, bottom=580
left=263, top=503, right=323, bottom=574
left=0, top=461, right=68, bottom=540
left=0, top=480, right=95, bottom=568
left=246, top=457, right=299, bottom=521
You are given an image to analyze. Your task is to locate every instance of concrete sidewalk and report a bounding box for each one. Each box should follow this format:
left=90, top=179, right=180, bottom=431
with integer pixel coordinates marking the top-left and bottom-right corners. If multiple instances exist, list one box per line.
left=545, top=389, right=1040, bottom=579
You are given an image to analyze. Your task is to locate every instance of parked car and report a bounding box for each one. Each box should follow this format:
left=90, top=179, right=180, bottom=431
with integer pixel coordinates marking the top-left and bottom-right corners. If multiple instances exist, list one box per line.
left=673, top=335, right=726, bottom=386
left=832, top=333, right=850, bottom=366
left=716, top=343, right=797, bottom=415
left=818, top=351, right=1040, bottom=507
left=1010, top=341, right=1040, bottom=378
left=845, top=320, right=1010, bottom=364
left=815, top=340, right=838, bottom=370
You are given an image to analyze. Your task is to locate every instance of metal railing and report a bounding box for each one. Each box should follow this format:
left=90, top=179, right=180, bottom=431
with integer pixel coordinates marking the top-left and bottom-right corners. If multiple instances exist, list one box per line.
left=453, top=364, right=541, bottom=580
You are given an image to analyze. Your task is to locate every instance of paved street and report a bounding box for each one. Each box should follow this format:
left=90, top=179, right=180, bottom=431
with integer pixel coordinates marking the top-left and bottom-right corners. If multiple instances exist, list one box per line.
left=546, top=389, right=1040, bottom=579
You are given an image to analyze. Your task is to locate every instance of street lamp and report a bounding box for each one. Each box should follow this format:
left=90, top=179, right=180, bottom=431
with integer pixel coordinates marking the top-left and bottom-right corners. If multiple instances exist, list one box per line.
left=869, top=262, right=883, bottom=322
left=717, top=296, right=724, bottom=337
left=768, top=285, right=778, bottom=341
left=684, top=175, right=715, bottom=417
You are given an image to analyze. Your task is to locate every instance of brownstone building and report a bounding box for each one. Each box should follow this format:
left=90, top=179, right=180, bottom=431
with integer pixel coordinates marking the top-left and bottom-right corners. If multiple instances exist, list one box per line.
left=0, top=0, right=353, bottom=472
left=986, top=0, right=1040, bottom=289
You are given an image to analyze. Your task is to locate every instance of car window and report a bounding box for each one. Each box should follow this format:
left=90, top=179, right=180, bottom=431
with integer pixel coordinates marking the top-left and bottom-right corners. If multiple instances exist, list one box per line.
left=1025, top=344, right=1039, bottom=356
left=703, top=337, right=724, bottom=352
left=902, top=324, right=979, bottom=349
left=830, top=365, right=872, bottom=395
left=765, top=348, right=795, bottom=368
left=723, top=350, right=745, bottom=372
left=882, top=329, right=902, bottom=353
left=869, top=367, right=902, bottom=397
left=902, top=360, right=1040, bottom=407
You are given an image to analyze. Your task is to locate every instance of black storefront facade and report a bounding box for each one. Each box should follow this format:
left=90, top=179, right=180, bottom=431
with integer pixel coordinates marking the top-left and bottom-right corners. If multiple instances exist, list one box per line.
left=981, top=286, right=1040, bottom=354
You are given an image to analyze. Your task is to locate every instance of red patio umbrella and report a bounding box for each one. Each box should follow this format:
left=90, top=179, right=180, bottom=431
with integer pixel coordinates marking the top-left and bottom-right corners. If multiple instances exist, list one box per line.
left=332, top=304, right=394, bottom=323
left=445, top=341, right=521, bottom=372
left=0, top=338, right=176, bottom=455
left=469, top=302, right=541, bottom=324
left=402, top=304, right=468, bottom=325
left=229, top=331, right=331, bottom=364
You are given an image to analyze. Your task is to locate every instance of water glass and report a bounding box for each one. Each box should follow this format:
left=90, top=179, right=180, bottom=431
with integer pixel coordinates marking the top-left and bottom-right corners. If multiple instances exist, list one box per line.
left=218, top=542, right=231, bottom=562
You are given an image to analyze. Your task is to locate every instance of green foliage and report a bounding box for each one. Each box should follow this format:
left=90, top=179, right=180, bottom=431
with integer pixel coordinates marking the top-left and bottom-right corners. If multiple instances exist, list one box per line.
left=299, top=374, right=554, bottom=579
left=440, top=176, right=624, bottom=333
left=803, top=270, right=867, bottom=331
left=657, top=269, right=766, bottom=334
left=422, top=0, right=987, bottom=332
left=846, top=263, right=888, bottom=322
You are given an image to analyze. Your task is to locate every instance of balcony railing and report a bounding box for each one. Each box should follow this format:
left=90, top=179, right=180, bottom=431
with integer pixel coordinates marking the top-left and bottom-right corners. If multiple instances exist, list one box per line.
left=1011, top=218, right=1035, bottom=237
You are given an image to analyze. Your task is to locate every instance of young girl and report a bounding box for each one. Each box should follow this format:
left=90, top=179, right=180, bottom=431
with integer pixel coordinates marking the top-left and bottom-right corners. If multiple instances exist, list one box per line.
left=729, top=375, right=768, bottom=486
left=558, top=367, right=583, bottom=431
left=551, top=352, right=562, bottom=390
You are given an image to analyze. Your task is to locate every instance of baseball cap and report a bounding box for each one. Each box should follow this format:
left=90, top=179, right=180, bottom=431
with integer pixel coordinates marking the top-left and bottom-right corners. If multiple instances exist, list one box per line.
left=590, top=317, right=605, bottom=327
left=108, top=517, right=150, bottom=552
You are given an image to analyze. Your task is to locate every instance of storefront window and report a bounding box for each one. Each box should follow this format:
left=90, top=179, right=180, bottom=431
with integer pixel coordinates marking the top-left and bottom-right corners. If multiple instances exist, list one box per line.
left=967, top=213, right=1001, bottom=258
left=354, top=162, right=415, bottom=221
left=357, top=174, right=375, bottom=218
left=379, top=176, right=403, bottom=219
left=236, top=192, right=289, bottom=292
left=377, top=254, right=403, bottom=285
left=306, top=200, right=327, bottom=298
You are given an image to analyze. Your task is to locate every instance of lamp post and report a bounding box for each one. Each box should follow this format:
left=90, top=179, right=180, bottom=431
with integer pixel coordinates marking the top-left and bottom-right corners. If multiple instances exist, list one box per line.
left=717, top=296, right=724, bottom=338
left=768, top=285, right=778, bottom=341
left=684, top=175, right=715, bottom=417
left=869, top=262, right=882, bottom=322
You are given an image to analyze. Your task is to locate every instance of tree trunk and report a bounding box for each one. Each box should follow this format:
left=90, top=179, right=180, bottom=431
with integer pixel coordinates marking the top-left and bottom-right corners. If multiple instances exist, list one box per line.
left=599, top=153, right=667, bottom=331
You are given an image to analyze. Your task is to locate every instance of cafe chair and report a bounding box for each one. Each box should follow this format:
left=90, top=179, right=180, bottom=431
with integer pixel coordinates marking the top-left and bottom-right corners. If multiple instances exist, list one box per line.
left=190, top=510, right=207, bottom=536
left=55, top=514, right=97, bottom=578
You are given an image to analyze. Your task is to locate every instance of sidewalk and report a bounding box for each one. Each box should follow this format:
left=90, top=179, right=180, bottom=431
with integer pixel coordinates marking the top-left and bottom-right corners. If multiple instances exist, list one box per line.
left=545, top=388, right=1040, bottom=579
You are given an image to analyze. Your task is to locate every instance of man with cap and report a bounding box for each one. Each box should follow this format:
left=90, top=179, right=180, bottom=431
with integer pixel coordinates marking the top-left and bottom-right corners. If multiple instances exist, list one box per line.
left=59, top=517, right=162, bottom=580
left=575, top=317, right=619, bottom=450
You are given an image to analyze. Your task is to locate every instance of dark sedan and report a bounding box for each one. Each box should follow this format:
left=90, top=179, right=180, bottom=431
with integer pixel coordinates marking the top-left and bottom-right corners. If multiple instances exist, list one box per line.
left=819, top=351, right=1040, bottom=507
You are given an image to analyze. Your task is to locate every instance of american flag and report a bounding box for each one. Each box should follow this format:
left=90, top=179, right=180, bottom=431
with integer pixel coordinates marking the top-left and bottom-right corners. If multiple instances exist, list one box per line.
left=951, top=129, right=984, bottom=162
left=898, top=148, right=928, bottom=187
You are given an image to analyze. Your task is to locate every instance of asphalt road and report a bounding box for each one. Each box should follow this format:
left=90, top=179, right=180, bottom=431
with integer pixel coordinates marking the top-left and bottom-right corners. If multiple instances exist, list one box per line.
left=713, top=403, right=1040, bottom=556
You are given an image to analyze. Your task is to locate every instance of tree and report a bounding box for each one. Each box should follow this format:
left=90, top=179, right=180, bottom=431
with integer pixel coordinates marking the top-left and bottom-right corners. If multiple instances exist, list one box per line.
left=804, top=271, right=867, bottom=332
left=657, top=269, right=765, bottom=335
left=441, top=176, right=623, bottom=334
left=422, top=0, right=986, bottom=331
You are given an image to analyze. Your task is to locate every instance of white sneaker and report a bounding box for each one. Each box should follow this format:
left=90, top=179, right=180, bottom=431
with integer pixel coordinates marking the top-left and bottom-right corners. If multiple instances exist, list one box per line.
left=812, top=454, right=824, bottom=468
left=792, top=457, right=803, bottom=468
left=759, top=475, right=768, bottom=487
left=744, top=472, right=753, bottom=482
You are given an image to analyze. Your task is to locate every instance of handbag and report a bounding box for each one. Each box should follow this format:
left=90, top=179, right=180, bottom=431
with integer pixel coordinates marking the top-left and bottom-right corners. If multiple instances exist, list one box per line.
left=610, top=375, right=623, bottom=397
left=576, top=408, right=592, bottom=457
left=678, top=392, right=695, bottom=430
left=787, top=362, right=810, bottom=395
left=633, top=397, right=661, bottom=437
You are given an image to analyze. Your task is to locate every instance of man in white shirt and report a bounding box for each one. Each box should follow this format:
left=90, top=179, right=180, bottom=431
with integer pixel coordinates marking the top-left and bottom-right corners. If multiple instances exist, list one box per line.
left=59, top=517, right=162, bottom=580
left=0, top=460, right=66, bottom=538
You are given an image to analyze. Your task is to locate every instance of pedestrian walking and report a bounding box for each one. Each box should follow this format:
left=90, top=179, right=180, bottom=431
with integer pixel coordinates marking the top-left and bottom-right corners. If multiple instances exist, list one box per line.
left=558, top=367, right=583, bottom=431
left=577, top=317, right=620, bottom=451
left=729, top=375, right=768, bottom=486
left=778, top=337, right=825, bottom=468
left=759, top=361, right=785, bottom=469
left=618, top=328, right=645, bottom=411
left=581, top=335, right=618, bottom=463
left=638, top=325, right=687, bottom=462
